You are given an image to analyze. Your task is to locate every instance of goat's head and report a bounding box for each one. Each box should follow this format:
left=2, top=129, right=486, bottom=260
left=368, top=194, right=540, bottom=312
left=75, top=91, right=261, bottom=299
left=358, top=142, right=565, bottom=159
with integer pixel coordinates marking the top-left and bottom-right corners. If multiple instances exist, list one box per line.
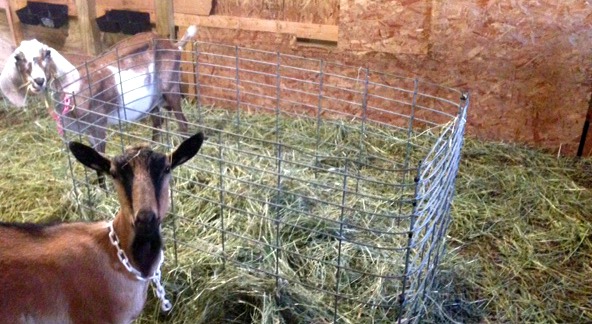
left=14, top=41, right=53, bottom=94
left=68, top=133, right=204, bottom=230
left=0, top=39, right=77, bottom=107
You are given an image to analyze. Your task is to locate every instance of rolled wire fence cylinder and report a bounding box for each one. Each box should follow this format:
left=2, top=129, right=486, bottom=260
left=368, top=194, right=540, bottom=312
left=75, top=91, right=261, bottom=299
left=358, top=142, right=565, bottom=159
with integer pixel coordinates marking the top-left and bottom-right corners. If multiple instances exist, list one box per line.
left=50, top=39, right=468, bottom=323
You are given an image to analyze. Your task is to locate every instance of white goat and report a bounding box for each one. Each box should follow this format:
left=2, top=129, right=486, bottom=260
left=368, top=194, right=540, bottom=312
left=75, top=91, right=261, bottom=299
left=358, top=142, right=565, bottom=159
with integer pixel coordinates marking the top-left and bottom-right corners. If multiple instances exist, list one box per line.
left=0, top=25, right=197, bottom=153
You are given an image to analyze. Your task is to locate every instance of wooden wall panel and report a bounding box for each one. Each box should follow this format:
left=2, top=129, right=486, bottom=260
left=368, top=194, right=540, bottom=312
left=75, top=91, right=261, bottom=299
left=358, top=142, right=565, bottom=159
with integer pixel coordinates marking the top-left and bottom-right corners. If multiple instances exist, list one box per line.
left=212, top=0, right=339, bottom=25
left=338, top=0, right=432, bottom=55
left=175, top=0, right=591, bottom=155
left=427, top=0, right=592, bottom=155
left=4, top=0, right=591, bottom=155
left=174, top=0, right=211, bottom=16
left=174, top=14, right=338, bottom=42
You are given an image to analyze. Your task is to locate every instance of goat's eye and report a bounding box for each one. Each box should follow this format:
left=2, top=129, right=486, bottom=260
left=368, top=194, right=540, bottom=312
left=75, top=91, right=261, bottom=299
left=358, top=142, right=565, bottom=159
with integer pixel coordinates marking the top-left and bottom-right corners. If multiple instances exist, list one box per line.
left=163, top=166, right=171, bottom=174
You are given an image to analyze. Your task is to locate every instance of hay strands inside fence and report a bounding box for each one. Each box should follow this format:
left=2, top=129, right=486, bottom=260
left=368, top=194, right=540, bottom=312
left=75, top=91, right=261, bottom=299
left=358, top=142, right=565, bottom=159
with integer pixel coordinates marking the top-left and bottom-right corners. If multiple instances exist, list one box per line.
left=2, top=101, right=591, bottom=323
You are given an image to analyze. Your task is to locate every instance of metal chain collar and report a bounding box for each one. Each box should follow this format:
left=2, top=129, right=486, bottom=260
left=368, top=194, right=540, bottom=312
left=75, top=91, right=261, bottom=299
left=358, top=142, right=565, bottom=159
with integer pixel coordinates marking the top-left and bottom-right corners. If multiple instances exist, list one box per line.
left=107, top=221, right=172, bottom=312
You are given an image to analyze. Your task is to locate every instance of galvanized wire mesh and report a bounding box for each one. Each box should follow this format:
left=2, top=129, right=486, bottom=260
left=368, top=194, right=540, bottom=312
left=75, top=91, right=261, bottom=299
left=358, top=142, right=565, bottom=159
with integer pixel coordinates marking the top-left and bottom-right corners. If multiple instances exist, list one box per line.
left=51, top=39, right=468, bottom=323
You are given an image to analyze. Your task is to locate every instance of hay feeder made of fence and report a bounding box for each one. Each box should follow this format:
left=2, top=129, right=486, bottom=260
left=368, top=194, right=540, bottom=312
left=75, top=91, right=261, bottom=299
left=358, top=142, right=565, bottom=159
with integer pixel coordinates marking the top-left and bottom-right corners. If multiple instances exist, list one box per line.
left=50, top=39, right=469, bottom=323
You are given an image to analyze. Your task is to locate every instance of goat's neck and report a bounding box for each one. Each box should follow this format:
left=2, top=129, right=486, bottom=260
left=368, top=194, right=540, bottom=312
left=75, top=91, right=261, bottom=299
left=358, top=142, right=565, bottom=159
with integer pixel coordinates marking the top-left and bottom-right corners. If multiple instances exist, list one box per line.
left=50, top=50, right=80, bottom=94
left=111, top=212, right=163, bottom=279
left=50, top=70, right=80, bottom=100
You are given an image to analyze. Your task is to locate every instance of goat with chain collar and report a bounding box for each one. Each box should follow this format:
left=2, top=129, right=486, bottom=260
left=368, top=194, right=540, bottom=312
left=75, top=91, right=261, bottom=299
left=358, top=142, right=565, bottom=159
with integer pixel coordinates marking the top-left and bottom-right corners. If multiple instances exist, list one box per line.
left=0, top=132, right=204, bottom=323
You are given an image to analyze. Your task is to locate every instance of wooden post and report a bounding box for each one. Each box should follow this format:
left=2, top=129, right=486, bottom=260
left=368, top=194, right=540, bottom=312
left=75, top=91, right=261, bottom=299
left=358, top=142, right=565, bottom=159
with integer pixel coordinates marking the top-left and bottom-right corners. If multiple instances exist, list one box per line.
left=75, top=0, right=102, bottom=55
left=6, top=0, right=23, bottom=46
left=155, top=0, right=174, bottom=38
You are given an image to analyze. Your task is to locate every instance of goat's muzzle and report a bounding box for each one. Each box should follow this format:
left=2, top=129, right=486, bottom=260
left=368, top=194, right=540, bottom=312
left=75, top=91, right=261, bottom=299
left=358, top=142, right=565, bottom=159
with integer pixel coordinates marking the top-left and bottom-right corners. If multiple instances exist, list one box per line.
left=29, top=78, right=46, bottom=93
left=134, top=210, right=159, bottom=235
left=33, top=77, right=45, bottom=87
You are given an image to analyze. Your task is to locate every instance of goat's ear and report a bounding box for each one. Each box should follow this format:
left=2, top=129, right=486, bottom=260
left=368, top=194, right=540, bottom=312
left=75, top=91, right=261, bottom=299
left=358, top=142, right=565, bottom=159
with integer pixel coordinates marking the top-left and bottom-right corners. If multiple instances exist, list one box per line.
left=0, top=51, right=27, bottom=107
left=170, top=132, right=204, bottom=169
left=69, top=142, right=111, bottom=173
left=14, top=52, right=25, bottom=63
left=44, top=49, right=51, bottom=60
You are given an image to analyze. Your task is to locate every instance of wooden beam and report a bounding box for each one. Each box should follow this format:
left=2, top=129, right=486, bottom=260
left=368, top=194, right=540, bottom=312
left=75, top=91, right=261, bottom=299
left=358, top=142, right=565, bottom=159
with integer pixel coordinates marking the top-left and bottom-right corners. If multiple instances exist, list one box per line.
left=7, top=0, right=24, bottom=45
left=174, top=14, right=339, bottom=42
left=174, top=0, right=211, bottom=16
left=154, top=0, right=173, bottom=38
left=75, top=0, right=101, bottom=55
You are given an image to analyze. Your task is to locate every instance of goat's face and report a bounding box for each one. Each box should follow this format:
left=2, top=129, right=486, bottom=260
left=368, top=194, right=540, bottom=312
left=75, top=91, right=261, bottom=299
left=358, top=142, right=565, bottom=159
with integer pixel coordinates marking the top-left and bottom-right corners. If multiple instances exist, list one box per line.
left=14, top=40, right=53, bottom=94
left=68, top=133, right=205, bottom=230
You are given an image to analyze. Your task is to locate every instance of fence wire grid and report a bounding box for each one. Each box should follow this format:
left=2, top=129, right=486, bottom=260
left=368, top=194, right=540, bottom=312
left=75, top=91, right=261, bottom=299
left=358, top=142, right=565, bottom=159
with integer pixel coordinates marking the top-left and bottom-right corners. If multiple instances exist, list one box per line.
left=50, top=39, right=469, bottom=323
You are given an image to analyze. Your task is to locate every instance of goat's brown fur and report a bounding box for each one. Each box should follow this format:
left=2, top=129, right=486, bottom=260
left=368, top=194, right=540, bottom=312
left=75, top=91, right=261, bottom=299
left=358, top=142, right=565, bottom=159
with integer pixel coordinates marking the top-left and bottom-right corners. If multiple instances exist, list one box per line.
left=0, top=132, right=204, bottom=323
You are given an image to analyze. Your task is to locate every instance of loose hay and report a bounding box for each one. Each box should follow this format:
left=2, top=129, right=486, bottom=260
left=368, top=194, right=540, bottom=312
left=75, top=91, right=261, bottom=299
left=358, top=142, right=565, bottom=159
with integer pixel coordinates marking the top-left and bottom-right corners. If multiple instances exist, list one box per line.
left=430, top=140, right=592, bottom=323
left=62, top=100, right=447, bottom=323
left=1, top=100, right=590, bottom=323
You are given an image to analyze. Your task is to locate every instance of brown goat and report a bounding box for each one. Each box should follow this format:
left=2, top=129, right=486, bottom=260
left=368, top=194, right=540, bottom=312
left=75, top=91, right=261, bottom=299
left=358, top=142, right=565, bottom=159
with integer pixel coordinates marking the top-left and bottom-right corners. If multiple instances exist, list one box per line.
left=0, top=132, right=204, bottom=323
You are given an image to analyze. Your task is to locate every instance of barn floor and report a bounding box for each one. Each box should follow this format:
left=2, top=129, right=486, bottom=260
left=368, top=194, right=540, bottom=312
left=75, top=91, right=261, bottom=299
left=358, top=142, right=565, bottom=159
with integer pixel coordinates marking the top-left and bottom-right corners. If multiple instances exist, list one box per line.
left=0, top=100, right=591, bottom=323
left=432, top=141, right=592, bottom=323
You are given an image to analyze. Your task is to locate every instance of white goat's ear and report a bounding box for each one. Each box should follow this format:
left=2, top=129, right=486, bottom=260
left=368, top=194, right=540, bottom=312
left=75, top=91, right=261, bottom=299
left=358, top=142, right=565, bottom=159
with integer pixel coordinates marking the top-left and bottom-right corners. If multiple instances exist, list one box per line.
left=0, top=50, right=28, bottom=107
left=45, top=46, right=77, bottom=86
left=14, top=52, right=25, bottom=62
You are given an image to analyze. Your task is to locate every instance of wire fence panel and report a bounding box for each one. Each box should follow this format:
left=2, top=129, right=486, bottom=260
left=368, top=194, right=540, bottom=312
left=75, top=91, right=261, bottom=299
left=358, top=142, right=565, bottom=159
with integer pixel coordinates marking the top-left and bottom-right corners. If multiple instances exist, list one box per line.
left=50, top=39, right=469, bottom=323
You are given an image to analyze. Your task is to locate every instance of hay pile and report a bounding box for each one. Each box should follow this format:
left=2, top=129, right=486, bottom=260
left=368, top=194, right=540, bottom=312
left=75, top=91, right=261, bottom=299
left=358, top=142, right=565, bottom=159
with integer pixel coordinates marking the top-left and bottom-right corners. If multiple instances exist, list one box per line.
left=1, top=101, right=591, bottom=323
left=64, top=102, right=439, bottom=323
left=425, top=140, right=592, bottom=323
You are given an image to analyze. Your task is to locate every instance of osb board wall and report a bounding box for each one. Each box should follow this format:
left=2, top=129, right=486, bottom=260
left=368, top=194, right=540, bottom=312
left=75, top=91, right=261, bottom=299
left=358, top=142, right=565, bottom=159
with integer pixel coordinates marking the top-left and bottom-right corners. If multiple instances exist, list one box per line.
left=181, top=0, right=592, bottom=156
left=338, top=0, right=432, bottom=55
left=213, top=0, right=339, bottom=24
left=427, top=1, right=591, bottom=156
left=4, top=0, right=591, bottom=155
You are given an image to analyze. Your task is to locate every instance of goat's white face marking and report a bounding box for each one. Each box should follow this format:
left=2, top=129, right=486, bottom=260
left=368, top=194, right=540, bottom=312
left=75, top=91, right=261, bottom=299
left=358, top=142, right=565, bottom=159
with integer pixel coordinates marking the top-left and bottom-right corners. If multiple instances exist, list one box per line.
left=106, top=64, right=157, bottom=125
left=14, top=39, right=52, bottom=94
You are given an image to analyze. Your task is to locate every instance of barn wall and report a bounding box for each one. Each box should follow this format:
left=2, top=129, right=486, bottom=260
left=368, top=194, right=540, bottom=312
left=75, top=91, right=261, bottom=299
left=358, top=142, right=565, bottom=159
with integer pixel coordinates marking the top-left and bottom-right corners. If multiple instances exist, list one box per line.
left=4, top=0, right=591, bottom=155
left=427, top=1, right=591, bottom=156
left=180, top=0, right=592, bottom=156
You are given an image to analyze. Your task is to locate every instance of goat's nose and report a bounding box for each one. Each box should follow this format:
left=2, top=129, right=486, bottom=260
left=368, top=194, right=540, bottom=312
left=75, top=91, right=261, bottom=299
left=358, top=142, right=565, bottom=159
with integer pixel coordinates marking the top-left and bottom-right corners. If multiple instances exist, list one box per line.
left=33, top=77, right=45, bottom=87
left=136, top=210, right=157, bottom=223
left=135, top=210, right=158, bottom=235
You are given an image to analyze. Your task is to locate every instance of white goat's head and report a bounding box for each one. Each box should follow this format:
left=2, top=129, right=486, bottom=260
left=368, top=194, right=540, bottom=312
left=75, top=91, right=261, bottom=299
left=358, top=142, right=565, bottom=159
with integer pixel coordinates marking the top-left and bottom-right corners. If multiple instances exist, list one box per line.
left=0, top=39, right=76, bottom=107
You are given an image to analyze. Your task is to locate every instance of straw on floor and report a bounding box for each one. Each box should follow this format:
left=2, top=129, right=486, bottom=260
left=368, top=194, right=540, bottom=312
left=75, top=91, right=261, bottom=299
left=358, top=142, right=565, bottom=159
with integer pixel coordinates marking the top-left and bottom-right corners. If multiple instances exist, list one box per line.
left=0, top=102, right=590, bottom=323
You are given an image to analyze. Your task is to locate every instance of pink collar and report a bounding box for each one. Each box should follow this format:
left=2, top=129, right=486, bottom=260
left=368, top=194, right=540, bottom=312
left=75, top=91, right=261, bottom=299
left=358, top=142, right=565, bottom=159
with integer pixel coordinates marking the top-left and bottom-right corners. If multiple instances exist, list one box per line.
left=50, top=95, right=74, bottom=136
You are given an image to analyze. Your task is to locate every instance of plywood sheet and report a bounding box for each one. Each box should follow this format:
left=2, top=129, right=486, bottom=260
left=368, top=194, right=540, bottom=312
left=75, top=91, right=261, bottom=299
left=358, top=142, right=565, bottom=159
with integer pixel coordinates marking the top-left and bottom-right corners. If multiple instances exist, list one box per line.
left=428, top=0, right=592, bottom=155
left=174, top=0, right=212, bottom=16
left=179, top=0, right=591, bottom=155
left=3, top=0, right=590, bottom=156
left=174, top=14, right=338, bottom=42
left=338, top=0, right=432, bottom=55
left=212, top=0, right=339, bottom=25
